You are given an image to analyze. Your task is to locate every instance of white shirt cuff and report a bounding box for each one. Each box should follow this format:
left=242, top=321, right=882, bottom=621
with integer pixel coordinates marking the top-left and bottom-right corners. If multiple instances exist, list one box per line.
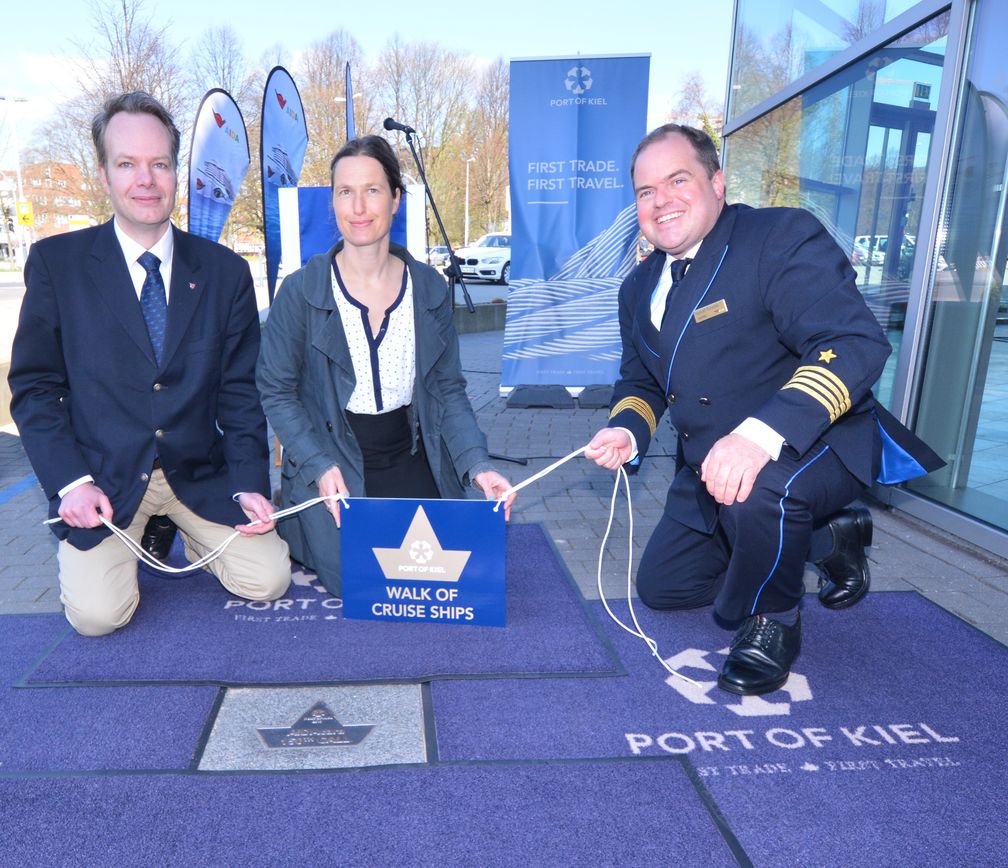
left=58, top=475, right=94, bottom=499
left=732, top=417, right=785, bottom=461
left=614, top=427, right=639, bottom=462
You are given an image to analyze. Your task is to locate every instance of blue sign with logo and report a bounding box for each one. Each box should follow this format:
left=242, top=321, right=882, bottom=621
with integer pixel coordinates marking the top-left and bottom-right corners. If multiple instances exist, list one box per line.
left=341, top=498, right=506, bottom=627
left=503, top=54, right=650, bottom=388
left=509, top=55, right=649, bottom=281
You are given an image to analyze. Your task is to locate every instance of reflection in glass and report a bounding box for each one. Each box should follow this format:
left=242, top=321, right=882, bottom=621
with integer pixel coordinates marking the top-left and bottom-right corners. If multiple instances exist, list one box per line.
left=730, top=0, right=926, bottom=120
left=909, top=0, right=1008, bottom=533
left=723, top=13, right=949, bottom=406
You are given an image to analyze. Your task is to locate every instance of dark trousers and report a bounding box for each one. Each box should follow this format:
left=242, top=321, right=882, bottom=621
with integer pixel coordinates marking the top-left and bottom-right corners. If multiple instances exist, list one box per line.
left=345, top=406, right=441, bottom=499
left=636, top=443, right=871, bottom=622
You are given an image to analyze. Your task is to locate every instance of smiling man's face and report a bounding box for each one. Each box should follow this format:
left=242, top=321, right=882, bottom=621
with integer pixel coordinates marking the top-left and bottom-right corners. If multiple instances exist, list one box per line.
left=632, top=133, right=725, bottom=257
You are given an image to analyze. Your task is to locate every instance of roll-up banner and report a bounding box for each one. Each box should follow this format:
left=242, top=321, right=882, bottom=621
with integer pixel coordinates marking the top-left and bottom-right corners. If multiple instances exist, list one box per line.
left=503, top=55, right=650, bottom=390
left=261, top=66, right=309, bottom=301
left=188, top=89, right=250, bottom=242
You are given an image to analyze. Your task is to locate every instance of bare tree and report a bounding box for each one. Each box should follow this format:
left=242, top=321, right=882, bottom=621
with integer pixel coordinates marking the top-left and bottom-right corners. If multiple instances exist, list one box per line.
left=465, top=58, right=510, bottom=238
left=672, top=72, right=723, bottom=149
left=28, top=0, right=188, bottom=223
left=189, top=26, right=259, bottom=111
left=375, top=36, right=476, bottom=245
left=295, top=30, right=364, bottom=186
left=72, top=0, right=189, bottom=120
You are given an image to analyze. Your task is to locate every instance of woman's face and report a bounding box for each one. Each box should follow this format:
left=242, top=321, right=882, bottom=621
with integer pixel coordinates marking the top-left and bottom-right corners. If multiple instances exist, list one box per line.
left=331, top=154, right=400, bottom=249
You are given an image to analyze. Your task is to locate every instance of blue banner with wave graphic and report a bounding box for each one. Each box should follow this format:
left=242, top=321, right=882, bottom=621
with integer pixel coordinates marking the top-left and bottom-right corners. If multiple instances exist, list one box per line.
left=504, top=55, right=649, bottom=389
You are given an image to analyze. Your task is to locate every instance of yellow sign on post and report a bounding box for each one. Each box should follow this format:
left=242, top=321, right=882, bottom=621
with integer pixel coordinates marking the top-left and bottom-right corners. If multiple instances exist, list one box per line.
left=17, top=201, right=33, bottom=227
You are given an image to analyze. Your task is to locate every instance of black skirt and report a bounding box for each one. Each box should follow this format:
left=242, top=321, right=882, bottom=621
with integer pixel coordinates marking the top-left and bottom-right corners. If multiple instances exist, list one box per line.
left=344, top=405, right=441, bottom=499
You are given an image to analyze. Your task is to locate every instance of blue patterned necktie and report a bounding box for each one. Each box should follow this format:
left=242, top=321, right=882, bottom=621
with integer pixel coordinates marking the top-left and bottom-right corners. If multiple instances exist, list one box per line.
left=138, top=251, right=167, bottom=365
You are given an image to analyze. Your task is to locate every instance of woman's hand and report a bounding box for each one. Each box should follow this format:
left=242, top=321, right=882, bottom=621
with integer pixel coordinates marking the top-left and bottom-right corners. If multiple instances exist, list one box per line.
left=318, top=464, right=349, bottom=527
left=473, top=470, right=515, bottom=520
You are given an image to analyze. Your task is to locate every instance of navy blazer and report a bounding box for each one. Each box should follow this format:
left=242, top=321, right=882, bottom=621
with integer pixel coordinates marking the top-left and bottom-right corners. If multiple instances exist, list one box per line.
left=9, top=220, right=270, bottom=550
left=609, top=203, right=942, bottom=530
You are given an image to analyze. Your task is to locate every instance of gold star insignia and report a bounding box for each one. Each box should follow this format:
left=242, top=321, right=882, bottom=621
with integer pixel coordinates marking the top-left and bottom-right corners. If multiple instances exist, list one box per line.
left=818, top=349, right=837, bottom=364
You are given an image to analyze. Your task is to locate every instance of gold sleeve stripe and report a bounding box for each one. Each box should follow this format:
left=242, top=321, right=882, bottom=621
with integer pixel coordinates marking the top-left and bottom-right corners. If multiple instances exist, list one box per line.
left=610, top=396, right=657, bottom=436
left=795, top=364, right=850, bottom=403
left=782, top=382, right=843, bottom=423
left=788, top=372, right=844, bottom=417
left=781, top=365, right=852, bottom=424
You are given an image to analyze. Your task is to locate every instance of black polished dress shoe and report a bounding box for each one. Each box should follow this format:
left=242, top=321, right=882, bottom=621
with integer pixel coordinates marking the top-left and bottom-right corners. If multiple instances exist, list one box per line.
left=816, top=506, right=872, bottom=609
left=141, top=514, right=177, bottom=561
left=718, top=614, right=801, bottom=696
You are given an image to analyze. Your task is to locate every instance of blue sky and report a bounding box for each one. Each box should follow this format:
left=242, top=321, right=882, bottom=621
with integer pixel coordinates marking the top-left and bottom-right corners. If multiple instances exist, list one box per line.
left=0, top=0, right=734, bottom=169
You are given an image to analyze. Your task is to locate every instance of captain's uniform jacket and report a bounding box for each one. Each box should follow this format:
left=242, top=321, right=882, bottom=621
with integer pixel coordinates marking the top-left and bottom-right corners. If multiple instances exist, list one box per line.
left=609, top=203, right=942, bottom=533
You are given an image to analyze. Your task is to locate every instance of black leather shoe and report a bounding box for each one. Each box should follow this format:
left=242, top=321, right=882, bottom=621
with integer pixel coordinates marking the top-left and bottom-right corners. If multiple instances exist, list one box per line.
left=718, top=614, right=801, bottom=696
left=141, top=514, right=177, bottom=561
left=816, top=507, right=872, bottom=609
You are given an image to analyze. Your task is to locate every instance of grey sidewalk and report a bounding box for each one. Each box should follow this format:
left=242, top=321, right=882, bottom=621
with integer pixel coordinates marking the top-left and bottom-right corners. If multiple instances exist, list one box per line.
left=1, top=327, right=1007, bottom=646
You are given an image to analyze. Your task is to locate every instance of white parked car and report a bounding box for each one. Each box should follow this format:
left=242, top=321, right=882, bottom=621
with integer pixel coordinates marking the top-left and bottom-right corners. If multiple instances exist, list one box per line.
left=453, top=233, right=511, bottom=284
left=426, top=246, right=450, bottom=268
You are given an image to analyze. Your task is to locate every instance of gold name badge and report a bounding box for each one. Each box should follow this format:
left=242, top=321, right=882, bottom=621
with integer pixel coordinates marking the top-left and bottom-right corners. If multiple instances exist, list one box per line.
left=694, top=299, right=728, bottom=323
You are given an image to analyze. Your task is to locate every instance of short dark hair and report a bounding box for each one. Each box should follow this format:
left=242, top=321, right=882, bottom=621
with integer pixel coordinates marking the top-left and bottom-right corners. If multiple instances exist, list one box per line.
left=629, top=124, right=721, bottom=184
left=91, top=91, right=181, bottom=170
left=329, top=135, right=407, bottom=196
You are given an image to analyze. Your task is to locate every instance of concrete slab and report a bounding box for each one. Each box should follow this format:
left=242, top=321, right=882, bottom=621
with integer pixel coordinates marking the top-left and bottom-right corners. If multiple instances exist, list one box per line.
left=199, top=684, right=427, bottom=771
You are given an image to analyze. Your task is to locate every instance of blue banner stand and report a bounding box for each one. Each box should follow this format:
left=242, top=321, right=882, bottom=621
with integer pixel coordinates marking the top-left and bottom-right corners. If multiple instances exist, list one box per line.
left=341, top=498, right=506, bottom=627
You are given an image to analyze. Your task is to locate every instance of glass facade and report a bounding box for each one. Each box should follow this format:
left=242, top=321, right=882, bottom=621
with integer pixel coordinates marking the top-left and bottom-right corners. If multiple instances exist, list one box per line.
left=725, top=0, right=1008, bottom=551
left=730, top=0, right=924, bottom=120
left=723, top=12, right=949, bottom=404
left=907, top=0, right=1008, bottom=533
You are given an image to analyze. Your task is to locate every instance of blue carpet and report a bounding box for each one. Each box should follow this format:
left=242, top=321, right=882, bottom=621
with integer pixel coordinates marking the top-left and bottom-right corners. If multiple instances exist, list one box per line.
left=1, top=615, right=219, bottom=771
left=431, top=592, right=1007, bottom=866
left=0, top=759, right=738, bottom=867
left=22, top=524, right=619, bottom=685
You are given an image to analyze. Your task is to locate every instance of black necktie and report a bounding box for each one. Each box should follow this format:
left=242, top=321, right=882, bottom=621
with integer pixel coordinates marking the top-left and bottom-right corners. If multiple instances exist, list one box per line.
left=138, top=251, right=167, bottom=365
left=669, top=257, right=691, bottom=285
left=662, top=257, right=692, bottom=324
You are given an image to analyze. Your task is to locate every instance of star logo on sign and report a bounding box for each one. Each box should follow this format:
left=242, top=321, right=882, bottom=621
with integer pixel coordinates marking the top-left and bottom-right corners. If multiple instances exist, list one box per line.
left=818, top=349, right=837, bottom=363
left=372, top=506, right=471, bottom=582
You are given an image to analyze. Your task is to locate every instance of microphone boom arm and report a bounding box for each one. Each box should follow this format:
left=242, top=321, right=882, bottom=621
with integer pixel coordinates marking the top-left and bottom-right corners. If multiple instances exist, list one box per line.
left=390, top=122, right=475, bottom=314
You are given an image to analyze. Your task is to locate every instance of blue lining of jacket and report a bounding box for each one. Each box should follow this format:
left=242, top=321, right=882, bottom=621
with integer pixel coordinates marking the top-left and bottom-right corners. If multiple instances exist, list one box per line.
left=874, top=410, right=928, bottom=484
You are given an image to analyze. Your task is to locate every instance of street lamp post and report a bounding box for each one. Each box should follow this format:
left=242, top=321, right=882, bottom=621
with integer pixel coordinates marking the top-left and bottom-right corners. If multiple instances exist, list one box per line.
left=464, top=156, right=475, bottom=247
left=0, top=95, right=28, bottom=268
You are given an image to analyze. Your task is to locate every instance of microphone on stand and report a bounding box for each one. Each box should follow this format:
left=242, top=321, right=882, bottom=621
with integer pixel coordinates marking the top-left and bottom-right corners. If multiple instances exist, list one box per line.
left=383, top=115, right=475, bottom=314
left=383, top=117, right=416, bottom=135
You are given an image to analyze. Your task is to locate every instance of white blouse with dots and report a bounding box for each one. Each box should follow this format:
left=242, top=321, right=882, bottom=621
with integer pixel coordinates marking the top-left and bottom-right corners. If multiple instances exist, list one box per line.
left=331, top=260, right=416, bottom=414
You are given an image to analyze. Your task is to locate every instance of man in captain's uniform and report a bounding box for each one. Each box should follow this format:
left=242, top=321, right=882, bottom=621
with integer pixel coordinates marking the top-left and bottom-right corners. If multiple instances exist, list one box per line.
left=585, top=124, right=942, bottom=696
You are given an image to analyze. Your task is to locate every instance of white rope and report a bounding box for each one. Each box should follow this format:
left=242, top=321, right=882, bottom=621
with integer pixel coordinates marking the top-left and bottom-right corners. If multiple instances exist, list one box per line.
left=44, top=445, right=701, bottom=685
left=492, top=446, right=586, bottom=510
left=44, top=494, right=349, bottom=575
left=595, top=466, right=700, bottom=688
left=496, top=443, right=698, bottom=687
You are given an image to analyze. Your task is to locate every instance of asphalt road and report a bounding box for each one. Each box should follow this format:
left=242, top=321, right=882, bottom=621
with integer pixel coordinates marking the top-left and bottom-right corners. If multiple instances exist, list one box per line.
left=0, top=271, right=26, bottom=365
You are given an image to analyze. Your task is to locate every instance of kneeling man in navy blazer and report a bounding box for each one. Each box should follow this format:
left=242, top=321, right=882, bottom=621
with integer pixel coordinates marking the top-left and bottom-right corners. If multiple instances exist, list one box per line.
left=585, top=125, right=942, bottom=695
left=9, top=92, right=291, bottom=635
